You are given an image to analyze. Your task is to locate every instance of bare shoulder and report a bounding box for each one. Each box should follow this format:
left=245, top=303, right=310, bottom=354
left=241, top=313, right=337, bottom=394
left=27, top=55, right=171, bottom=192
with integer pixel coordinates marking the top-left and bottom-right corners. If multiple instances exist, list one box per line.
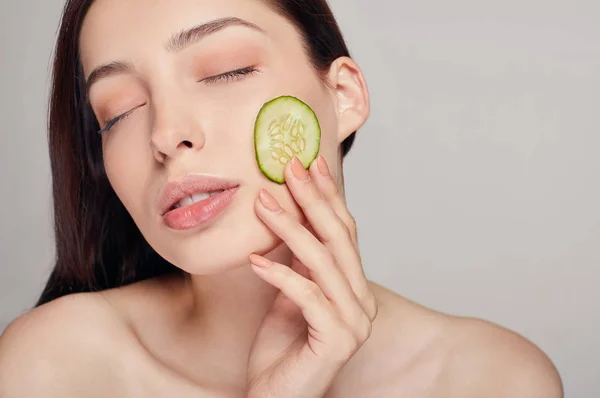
left=333, top=282, right=562, bottom=398
left=0, top=292, right=139, bottom=397
left=440, top=316, right=563, bottom=397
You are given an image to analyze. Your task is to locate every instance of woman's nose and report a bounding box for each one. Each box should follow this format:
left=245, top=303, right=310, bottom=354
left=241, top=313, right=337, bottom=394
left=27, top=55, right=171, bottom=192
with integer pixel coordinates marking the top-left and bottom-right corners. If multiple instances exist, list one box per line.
left=149, top=105, right=206, bottom=164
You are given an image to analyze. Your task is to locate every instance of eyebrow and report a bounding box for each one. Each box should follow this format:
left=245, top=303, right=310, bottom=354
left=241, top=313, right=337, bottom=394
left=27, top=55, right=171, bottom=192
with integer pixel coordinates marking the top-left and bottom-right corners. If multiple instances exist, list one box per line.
left=85, top=17, right=265, bottom=92
left=165, top=17, right=265, bottom=52
left=85, top=61, right=135, bottom=93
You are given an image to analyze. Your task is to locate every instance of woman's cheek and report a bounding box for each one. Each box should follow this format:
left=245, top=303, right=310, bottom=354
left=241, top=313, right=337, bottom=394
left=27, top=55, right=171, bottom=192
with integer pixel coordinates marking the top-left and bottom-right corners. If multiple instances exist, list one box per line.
left=204, top=91, right=264, bottom=143
left=102, top=132, right=150, bottom=211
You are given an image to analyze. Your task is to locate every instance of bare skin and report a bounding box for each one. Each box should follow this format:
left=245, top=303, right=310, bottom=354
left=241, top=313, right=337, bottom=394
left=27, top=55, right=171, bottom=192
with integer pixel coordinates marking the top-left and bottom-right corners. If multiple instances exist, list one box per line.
left=0, top=278, right=561, bottom=397
left=0, top=0, right=562, bottom=396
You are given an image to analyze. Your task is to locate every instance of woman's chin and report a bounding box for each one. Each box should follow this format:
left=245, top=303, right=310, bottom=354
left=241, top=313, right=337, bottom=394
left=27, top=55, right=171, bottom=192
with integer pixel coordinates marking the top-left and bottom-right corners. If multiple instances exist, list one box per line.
left=152, top=222, right=283, bottom=276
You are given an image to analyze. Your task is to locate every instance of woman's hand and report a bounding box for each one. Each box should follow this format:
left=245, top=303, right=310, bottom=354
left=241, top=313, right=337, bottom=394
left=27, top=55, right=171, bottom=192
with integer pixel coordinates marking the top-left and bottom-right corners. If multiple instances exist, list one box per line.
left=246, top=155, right=378, bottom=398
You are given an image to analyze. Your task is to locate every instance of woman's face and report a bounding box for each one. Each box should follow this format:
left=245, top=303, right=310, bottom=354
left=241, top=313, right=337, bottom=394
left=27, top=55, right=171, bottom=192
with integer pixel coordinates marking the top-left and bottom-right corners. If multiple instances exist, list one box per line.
left=79, top=0, right=355, bottom=274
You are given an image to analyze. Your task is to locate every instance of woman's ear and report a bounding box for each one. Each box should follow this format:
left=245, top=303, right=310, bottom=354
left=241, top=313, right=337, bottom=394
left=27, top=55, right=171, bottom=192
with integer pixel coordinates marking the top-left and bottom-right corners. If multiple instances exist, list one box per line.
left=327, top=57, right=370, bottom=142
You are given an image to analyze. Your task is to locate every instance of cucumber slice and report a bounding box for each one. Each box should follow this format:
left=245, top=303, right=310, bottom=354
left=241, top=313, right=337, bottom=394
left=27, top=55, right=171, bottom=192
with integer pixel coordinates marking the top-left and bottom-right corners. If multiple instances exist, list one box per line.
left=254, top=96, right=321, bottom=184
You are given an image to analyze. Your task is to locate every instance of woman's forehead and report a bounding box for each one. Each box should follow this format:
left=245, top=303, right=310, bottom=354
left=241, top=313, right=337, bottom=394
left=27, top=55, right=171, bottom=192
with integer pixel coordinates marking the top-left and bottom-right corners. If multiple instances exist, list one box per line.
left=78, top=0, right=283, bottom=73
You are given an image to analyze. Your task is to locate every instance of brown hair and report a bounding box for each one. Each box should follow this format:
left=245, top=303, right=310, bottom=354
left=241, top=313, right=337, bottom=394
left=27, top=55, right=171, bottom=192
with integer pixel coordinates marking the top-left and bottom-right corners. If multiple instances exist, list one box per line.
left=37, top=0, right=357, bottom=306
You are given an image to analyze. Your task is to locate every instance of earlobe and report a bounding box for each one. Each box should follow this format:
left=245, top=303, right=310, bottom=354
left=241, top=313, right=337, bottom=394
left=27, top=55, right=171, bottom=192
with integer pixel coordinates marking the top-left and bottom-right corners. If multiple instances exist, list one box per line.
left=328, top=57, right=370, bottom=142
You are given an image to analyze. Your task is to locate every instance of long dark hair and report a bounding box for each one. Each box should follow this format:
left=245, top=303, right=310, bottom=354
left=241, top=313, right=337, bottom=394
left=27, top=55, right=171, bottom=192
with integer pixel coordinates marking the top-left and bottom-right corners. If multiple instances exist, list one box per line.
left=37, top=0, right=356, bottom=306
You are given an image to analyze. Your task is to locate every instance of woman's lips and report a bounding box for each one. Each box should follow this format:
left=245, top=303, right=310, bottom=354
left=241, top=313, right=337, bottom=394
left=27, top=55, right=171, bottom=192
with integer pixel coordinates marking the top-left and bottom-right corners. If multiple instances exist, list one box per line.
left=163, top=186, right=239, bottom=230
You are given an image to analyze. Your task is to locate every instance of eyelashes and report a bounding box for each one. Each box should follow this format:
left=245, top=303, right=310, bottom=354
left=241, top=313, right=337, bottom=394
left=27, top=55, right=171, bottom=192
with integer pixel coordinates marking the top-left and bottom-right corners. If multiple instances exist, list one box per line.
left=97, top=107, right=138, bottom=135
left=97, top=67, right=259, bottom=135
left=201, top=66, right=258, bottom=84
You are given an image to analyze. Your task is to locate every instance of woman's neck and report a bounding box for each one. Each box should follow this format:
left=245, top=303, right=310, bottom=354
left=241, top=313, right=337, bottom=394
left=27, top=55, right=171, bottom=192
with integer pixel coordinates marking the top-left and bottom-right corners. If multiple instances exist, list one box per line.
left=170, top=243, right=293, bottom=378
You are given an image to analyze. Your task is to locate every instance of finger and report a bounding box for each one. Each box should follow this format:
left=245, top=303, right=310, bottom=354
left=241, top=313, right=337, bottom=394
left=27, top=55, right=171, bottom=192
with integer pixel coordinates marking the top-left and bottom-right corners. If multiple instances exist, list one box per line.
left=301, top=156, right=373, bottom=313
left=255, top=190, right=364, bottom=321
left=311, top=155, right=359, bottom=246
left=285, top=157, right=354, bottom=246
left=284, top=157, right=364, bottom=290
left=251, top=255, right=375, bottom=363
left=249, top=254, right=336, bottom=332
left=310, top=156, right=377, bottom=321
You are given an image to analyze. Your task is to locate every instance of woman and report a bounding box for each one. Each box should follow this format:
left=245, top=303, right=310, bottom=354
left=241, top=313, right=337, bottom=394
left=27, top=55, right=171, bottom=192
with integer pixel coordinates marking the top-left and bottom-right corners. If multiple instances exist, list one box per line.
left=0, top=0, right=562, bottom=396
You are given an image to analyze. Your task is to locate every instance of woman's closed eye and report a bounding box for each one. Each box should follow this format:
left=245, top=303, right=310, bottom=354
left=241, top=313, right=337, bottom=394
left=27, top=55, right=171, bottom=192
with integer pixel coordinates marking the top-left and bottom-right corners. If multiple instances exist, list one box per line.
left=98, top=103, right=147, bottom=135
left=97, top=67, right=259, bottom=135
left=200, top=66, right=259, bottom=84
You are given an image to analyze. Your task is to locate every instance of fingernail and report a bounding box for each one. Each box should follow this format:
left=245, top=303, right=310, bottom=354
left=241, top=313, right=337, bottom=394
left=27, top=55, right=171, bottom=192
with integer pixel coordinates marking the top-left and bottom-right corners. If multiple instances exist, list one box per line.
left=317, top=155, right=331, bottom=177
left=249, top=254, right=272, bottom=268
left=291, top=157, right=309, bottom=181
left=259, top=189, right=282, bottom=212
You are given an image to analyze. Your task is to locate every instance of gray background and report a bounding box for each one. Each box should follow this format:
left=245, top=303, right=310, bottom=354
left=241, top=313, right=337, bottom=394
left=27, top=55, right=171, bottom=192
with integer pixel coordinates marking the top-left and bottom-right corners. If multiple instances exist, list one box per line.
left=1, top=0, right=598, bottom=396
